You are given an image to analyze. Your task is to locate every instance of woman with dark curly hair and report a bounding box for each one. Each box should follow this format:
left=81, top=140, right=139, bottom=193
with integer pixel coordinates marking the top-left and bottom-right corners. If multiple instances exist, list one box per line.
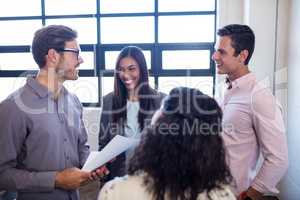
left=98, top=87, right=235, bottom=200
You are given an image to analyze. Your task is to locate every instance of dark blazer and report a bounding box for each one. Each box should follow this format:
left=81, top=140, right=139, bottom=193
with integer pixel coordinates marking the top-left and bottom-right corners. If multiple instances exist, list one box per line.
left=98, top=90, right=165, bottom=181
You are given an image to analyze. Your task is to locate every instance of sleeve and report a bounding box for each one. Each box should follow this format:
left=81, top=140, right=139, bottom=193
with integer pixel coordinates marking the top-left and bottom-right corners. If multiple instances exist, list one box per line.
left=0, top=100, right=56, bottom=192
left=98, top=178, right=126, bottom=200
left=98, top=181, right=112, bottom=200
left=98, top=94, right=113, bottom=151
left=208, top=185, right=237, bottom=200
left=73, top=95, right=90, bottom=167
left=250, top=87, right=289, bottom=193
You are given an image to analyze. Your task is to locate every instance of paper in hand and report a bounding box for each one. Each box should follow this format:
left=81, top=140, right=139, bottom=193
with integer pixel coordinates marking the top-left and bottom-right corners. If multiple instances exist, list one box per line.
left=82, top=135, right=140, bottom=172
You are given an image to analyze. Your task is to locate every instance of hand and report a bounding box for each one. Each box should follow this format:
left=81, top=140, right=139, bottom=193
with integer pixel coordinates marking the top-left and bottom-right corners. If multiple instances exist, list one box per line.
left=238, top=187, right=263, bottom=200
left=89, top=166, right=110, bottom=181
left=55, top=167, right=90, bottom=190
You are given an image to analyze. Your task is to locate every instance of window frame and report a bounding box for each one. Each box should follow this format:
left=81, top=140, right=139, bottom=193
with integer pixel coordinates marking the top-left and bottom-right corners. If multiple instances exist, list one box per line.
left=0, top=0, right=217, bottom=107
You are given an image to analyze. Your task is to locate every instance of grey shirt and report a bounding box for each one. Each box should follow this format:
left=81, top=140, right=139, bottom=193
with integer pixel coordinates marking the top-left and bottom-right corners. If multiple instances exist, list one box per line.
left=0, top=77, right=90, bottom=200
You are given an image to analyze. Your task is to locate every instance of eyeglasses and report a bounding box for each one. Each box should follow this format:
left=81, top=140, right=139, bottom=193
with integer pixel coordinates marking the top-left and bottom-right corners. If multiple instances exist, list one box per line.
left=56, top=48, right=80, bottom=59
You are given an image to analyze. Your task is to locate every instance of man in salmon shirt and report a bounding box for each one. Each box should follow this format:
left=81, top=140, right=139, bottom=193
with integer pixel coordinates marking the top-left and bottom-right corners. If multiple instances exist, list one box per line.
left=212, top=24, right=288, bottom=200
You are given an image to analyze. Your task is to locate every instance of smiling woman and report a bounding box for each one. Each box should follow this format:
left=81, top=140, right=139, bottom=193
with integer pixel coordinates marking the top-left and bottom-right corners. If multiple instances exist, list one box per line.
left=116, top=57, right=141, bottom=94
left=98, top=46, right=166, bottom=182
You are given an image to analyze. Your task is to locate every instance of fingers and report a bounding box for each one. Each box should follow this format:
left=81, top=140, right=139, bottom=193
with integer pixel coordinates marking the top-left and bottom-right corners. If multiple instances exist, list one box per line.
left=89, top=172, right=97, bottom=181
left=87, top=166, right=110, bottom=181
left=97, top=166, right=109, bottom=174
left=96, top=166, right=110, bottom=177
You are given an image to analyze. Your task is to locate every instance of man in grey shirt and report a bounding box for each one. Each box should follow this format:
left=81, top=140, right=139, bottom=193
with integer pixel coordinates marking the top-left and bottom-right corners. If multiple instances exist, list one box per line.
left=0, top=25, right=106, bottom=200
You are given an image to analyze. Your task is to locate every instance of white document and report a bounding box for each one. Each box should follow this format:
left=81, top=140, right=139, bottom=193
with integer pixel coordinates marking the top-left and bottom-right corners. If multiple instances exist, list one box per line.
left=82, top=135, right=140, bottom=172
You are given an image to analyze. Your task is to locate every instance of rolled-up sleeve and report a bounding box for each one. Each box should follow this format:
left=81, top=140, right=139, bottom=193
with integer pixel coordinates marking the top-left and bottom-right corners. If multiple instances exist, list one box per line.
left=250, top=88, right=289, bottom=193
left=0, top=100, right=56, bottom=192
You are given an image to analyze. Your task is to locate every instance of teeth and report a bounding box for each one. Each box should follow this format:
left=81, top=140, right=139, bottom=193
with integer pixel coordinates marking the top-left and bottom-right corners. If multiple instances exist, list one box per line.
left=124, top=80, right=133, bottom=84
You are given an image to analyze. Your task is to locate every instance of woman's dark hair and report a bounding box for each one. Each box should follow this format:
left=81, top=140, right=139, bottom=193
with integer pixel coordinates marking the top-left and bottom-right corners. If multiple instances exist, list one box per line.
left=112, top=46, right=158, bottom=130
left=31, top=25, right=77, bottom=69
left=128, top=87, right=232, bottom=200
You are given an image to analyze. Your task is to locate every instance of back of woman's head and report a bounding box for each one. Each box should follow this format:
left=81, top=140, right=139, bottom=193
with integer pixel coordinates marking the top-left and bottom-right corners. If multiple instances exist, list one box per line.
left=128, top=87, right=232, bottom=200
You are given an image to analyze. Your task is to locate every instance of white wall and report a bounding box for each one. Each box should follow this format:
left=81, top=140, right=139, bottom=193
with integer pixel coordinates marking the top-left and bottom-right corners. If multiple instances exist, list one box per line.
left=280, top=0, right=300, bottom=199
left=217, top=0, right=244, bottom=26
left=274, top=0, right=289, bottom=124
left=245, top=0, right=277, bottom=88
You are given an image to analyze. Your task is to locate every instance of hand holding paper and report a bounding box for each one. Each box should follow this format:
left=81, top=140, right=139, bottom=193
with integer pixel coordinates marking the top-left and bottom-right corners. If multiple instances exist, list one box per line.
left=82, top=135, right=140, bottom=172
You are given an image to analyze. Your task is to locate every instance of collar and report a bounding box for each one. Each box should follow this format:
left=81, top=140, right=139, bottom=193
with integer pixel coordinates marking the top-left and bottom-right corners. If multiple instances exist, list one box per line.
left=26, top=77, right=67, bottom=99
left=226, top=72, right=256, bottom=90
left=27, top=77, right=50, bottom=98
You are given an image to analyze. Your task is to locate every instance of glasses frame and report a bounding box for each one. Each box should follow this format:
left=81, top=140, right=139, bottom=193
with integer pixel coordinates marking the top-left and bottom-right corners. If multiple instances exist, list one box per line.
left=56, top=48, right=81, bottom=59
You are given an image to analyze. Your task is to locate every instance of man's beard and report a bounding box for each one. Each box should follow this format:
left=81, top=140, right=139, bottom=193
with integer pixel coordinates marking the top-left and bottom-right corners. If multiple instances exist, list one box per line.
left=55, top=66, right=78, bottom=80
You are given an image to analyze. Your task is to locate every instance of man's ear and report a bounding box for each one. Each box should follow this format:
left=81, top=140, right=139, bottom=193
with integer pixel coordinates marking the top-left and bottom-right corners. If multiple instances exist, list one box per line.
left=46, top=49, right=60, bottom=65
left=238, top=49, right=249, bottom=65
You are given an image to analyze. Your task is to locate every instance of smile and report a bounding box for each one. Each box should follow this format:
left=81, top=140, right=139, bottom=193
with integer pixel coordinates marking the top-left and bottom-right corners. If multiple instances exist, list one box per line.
left=124, top=80, right=133, bottom=84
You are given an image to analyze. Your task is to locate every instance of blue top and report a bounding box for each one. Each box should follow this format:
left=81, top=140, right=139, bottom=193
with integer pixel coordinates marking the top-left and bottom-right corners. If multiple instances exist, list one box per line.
left=124, top=100, right=140, bottom=139
left=124, top=101, right=140, bottom=164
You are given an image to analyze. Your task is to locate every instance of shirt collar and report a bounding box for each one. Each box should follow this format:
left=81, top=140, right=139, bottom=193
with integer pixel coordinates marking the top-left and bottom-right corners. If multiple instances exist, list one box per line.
left=226, top=72, right=256, bottom=90
left=26, top=77, right=67, bottom=99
